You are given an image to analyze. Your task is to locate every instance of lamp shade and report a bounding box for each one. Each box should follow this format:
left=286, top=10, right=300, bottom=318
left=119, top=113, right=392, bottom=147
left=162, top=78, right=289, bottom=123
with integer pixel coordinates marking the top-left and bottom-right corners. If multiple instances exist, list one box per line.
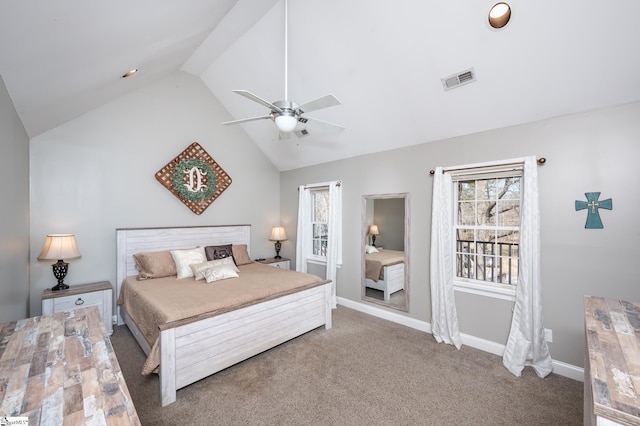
left=275, top=115, right=298, bottom=133
left=38, top=234, right=81, bottom=260
left=368, top=225, right=380, bottom=235
left=269, top=227, right=288, bottom=241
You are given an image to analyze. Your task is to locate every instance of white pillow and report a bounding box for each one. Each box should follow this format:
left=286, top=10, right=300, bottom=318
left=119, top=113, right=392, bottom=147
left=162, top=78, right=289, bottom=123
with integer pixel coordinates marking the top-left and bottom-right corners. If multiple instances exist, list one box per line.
left=365, top=244, right=379, bottom=254
left=170, top=247, right=207, bottom=279
left=190, top=257, right=239, bottom=281
left=203, top=263, right=240, bottom=283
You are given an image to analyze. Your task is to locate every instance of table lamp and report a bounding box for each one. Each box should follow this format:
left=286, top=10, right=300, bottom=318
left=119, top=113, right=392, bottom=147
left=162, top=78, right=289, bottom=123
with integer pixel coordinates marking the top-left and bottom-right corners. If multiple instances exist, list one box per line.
left=368, top=225, right=379, bottom=246
left=269, top=227, right=288, bottom=259
left=38, top=234, right=81, bottom=291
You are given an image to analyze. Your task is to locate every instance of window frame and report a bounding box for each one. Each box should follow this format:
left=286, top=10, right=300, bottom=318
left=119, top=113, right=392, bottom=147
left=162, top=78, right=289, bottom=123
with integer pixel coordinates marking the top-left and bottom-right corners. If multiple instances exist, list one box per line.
left=308, top=187, right=329, bottom=264
left=451, top=167, right=523, bottom=301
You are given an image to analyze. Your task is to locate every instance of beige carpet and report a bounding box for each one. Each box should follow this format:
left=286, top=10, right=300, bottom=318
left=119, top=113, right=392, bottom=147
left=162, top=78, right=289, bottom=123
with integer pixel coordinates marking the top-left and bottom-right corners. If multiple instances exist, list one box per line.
left=110, top=306, right=583, bottom=425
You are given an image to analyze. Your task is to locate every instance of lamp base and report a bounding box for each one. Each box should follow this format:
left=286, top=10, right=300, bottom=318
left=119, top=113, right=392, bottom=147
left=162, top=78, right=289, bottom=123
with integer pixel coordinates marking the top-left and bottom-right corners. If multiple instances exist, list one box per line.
left=274, top=240, right=282, bottom=259
left=51, top=283, right=70, bottom=291
left=51, top=259, right=70, bottom=291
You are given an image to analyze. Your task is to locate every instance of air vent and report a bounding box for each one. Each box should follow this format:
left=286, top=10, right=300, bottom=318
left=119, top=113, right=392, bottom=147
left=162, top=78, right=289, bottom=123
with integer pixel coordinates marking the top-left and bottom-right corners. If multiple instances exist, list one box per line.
left=295, top=129, right=310, bottom=138
left=441, top=68, right=477, bottom=91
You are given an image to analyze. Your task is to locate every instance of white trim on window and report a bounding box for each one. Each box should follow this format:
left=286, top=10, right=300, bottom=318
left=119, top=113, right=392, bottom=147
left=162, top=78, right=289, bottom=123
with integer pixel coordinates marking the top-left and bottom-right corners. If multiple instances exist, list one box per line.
left=308, top=255, right=326, bottom=263
left=453, top=279, right=516, bottom=301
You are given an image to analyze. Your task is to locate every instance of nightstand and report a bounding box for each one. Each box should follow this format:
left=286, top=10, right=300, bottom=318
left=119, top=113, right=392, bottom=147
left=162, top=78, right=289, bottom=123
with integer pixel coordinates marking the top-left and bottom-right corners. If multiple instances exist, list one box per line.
left=258, top=257, right=291, bottom=269
left=42, top=281, right=113, bottom=335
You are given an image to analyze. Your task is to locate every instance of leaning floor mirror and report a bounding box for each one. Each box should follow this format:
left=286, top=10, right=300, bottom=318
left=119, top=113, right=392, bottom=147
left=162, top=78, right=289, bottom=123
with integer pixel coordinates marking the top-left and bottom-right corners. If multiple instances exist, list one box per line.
left=361, top=193, right=410, bottom=311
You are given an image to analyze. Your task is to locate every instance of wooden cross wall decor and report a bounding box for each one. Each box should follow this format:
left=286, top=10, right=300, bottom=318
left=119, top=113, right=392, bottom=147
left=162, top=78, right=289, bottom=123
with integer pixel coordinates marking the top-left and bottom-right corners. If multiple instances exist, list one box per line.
left=156, top=142, right=232, bottom=215
left=575, top=192, right=612, bottom=229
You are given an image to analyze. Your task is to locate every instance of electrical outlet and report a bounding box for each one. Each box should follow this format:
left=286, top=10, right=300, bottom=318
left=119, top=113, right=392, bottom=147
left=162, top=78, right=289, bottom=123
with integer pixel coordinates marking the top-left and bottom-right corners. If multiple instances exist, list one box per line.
left=544, top=328, right=553, bottom=343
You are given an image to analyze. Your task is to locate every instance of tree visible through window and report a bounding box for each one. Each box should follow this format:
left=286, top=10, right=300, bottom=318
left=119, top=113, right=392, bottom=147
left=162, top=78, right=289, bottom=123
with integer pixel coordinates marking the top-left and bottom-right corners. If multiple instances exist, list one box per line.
left=454, top=174, right=521, bottom=286
left=311, top=188, right=329, bottom=258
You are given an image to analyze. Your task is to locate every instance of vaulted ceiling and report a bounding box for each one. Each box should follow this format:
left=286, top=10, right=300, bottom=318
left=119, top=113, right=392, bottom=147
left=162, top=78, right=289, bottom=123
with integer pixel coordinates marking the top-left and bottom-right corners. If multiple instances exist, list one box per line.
left=2, top=0, right=639, bottom=171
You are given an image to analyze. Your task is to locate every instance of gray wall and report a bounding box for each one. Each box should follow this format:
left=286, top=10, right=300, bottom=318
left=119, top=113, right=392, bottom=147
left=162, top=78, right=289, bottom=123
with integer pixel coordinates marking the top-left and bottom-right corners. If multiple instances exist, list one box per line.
left=280, top=101, right=640, bottom=368
left=0, top=74, right=30, bottom=322
left=373, top=198, right=404, bottom=251
left=28, top=71, right=281, bottom=317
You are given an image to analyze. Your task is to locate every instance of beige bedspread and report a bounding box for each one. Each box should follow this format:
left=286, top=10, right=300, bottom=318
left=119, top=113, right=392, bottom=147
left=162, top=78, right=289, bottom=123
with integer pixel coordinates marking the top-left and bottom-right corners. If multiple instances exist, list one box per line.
left=117, top=262, right=326, bottom=374
left=365, top=249, right=405, bottom=282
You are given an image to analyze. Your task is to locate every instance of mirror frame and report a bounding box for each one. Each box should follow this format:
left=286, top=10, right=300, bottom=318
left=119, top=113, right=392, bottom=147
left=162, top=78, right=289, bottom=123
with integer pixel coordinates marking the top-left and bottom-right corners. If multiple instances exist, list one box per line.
left=361, top=192, right=410, bottom=312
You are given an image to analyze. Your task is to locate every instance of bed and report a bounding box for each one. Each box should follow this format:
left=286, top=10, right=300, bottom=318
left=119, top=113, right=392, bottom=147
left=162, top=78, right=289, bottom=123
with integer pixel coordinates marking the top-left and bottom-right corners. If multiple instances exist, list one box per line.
left=115, top=225, right=332, bottom=406
left=364, top=248, right=405, bottom=301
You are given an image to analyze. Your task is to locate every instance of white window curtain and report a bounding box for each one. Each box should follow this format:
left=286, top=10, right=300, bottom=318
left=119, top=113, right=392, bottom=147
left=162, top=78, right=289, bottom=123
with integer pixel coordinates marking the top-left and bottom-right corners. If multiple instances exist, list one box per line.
left=502, top=156, right=553, bottom=377
left=326, top=181, right=342, bottom=309
left=429, top=167, right=462, bottom=349
left=296, top=181, right=342, bottom=309
left=295, top=185, right=311, bottom=273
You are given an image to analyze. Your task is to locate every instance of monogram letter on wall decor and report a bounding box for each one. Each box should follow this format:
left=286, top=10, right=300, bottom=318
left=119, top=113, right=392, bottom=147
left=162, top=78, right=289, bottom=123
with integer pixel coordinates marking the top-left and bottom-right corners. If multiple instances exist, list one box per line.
left=156, top=142, right=232, bottom=215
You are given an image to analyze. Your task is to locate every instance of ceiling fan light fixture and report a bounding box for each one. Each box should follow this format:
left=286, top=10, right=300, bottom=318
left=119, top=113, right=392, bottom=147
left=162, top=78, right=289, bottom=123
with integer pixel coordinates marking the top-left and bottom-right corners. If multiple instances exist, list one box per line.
left=488, top=2, right=511, bottom=29
left=275, top=114, right=298, bottom=132
left=220, top=0, right=343, bottom=136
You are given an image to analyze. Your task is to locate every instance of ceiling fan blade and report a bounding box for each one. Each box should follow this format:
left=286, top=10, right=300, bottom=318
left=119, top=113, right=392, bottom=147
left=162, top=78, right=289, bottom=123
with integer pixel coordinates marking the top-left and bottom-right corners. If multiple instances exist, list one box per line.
left=221, top=115, right=272, bottom=125
left=233, top=90, right=283, bottom=113
left=298, top=94, right=341, bottom=114
left=303, top=116, right=345, bottom=133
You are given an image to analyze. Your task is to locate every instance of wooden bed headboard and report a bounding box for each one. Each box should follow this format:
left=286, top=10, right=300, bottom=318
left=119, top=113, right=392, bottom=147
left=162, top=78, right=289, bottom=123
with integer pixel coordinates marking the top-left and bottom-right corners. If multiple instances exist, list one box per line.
left=115, top=225, right=251, bottom=322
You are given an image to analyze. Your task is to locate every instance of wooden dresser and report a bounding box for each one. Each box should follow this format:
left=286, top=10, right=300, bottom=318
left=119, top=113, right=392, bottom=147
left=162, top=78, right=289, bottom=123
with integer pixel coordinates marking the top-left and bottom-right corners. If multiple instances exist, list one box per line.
left=584, top=296, right=640, bottom=425
left=0, top=306, right=140, bottom=425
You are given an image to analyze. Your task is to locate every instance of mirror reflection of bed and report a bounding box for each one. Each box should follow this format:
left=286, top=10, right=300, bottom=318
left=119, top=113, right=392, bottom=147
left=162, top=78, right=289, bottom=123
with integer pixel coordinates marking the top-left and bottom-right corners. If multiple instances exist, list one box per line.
left=361, top=193, right=409, bottom=311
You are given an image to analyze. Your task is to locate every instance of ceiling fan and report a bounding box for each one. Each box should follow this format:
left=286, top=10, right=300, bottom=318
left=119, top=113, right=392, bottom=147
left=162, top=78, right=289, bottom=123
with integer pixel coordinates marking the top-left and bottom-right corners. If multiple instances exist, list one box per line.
left=221, top=0, right=344, bottom=138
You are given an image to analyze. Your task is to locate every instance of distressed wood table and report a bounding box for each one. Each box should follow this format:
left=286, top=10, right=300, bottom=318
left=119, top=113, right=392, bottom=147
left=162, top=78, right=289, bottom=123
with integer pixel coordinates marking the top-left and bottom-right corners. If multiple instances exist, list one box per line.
left=0, top=306, right=140, bottom=425
left=584, top=296, right=640, bottom=426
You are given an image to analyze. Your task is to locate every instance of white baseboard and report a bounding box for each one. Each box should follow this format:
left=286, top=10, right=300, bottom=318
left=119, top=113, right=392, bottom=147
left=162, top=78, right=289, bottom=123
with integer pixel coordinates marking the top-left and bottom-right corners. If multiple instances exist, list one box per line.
left=459, top=331, right=506, bottom=356
left=336, top=297, right=431, bottom=333
left=336, top=297, right=584, bottom=382
left=550, top=359, right=584, bottom=382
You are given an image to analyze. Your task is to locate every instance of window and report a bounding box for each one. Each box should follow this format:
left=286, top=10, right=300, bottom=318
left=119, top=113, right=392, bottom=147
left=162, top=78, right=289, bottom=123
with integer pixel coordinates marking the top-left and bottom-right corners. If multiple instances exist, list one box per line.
left=453, top=170, right=521, bottom=294
left=310, top=188, right=329, bottom=259
left=296, top=181, right=341, bottom=274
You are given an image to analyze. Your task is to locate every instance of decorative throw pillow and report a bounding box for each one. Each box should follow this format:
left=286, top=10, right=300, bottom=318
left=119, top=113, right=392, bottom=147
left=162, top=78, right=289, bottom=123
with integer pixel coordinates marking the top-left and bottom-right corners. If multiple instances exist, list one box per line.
left=170, top=247, right=207, bottom=279
left=365, top=244, right=379, bottom=254
left=205, top=244, right=233, bottom=262
left=133, top=250, right=176, bottom=280
left=190, top=257, right=239, bottom=281
left=203, top=262, right=240, bottom=283
left=232, top=244, right=252, bottom=266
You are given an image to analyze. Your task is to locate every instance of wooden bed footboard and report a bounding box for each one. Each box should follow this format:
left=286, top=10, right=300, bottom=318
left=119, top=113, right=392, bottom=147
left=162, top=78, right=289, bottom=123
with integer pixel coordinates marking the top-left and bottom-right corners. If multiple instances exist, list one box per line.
left=160, top=282, right=332, bottom=406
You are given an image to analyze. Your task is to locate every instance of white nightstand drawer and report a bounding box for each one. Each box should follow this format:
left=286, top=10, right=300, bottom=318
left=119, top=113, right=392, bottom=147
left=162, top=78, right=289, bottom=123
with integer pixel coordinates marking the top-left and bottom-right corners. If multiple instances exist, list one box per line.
left=270, top=260, right=290, bottom=269
left=42, top=281, right=113, bottom=335
left=54, top=291, right=103, bottom=312
left=257, top=257, right=291, bottom=270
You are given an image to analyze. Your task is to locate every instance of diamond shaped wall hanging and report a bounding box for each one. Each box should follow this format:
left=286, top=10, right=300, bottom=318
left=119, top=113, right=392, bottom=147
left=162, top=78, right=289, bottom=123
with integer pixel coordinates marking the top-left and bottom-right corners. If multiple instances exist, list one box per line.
left=155, top=142, right=232, bottom=215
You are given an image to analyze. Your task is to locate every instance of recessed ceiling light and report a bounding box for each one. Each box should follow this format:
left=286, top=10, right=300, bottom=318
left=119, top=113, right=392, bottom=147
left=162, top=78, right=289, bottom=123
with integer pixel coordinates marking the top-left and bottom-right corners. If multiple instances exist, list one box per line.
left=488, top=2, right=511, bottom=29
left=121, top=69, right=138, bottom=78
